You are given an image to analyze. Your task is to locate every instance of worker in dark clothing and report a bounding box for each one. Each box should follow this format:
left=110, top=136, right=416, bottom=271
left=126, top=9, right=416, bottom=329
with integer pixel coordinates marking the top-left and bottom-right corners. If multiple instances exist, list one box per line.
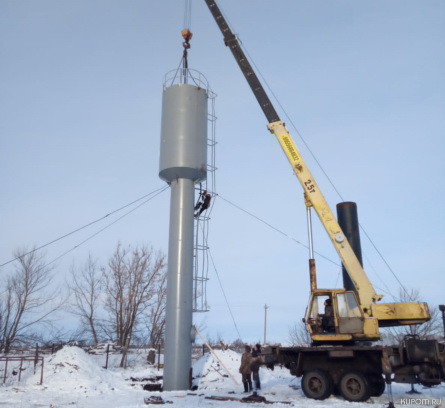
left=321, top=299, right=334, bottom=332
left=194, top=190, right=211, bottom=218
left=239, top=345, right=252, bottom=393
left=250, top=344, right=262, bottom=392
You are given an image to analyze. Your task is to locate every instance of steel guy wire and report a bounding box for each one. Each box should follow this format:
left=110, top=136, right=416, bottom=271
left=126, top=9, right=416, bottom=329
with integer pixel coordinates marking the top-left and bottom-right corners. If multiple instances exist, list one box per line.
left=217, top=194, right=340, bottom=267
left=44, top=185, right=169, bottom=268
left=1, top=185, right=168, bottom=268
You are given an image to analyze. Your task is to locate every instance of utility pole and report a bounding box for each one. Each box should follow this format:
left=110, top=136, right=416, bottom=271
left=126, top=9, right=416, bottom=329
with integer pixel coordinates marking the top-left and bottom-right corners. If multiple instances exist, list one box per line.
left=263, top=304, right=269, bottom=345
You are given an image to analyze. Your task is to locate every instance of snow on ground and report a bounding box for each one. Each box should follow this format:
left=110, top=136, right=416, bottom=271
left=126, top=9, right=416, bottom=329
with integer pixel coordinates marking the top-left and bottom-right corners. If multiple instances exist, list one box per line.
left=1, top=346, right=444, bottom=407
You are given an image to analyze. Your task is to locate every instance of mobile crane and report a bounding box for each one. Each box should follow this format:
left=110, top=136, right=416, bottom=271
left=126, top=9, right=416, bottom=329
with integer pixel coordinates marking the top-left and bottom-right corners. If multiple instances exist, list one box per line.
left=202, top=0, right=429, bottom=343
left=203, top=0, right=445, bottom=403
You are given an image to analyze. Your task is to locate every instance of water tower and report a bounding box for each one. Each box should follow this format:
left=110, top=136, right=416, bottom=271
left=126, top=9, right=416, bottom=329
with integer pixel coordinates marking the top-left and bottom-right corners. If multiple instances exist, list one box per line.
left=159, top=47, right=211, bottom=389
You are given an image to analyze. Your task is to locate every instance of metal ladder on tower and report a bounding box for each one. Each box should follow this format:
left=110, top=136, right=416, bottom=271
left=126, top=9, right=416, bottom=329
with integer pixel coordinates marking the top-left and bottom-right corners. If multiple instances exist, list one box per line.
left=193, top=89, right=217, bottom=313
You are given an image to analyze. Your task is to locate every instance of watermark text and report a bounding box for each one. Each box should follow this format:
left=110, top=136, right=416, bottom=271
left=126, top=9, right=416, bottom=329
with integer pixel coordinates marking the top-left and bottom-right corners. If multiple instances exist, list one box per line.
left=400, top=397, right=443, bottom=406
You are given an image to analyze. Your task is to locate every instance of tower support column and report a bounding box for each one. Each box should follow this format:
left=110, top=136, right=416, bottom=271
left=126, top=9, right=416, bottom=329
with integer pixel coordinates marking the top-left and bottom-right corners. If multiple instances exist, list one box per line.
left=163, top=178, right=195, bottom=390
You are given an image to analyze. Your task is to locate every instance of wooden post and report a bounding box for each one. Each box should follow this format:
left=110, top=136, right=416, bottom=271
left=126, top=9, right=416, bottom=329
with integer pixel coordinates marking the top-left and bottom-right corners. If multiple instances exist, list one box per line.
left=3, top=358, right=8, bottom=384
left=194, top=327, right=240, bottom=386
left=104, top=344, right=110, bottom=369
left=19, top=358, right=23, bottom=382
left=263, top=304, right=269, bottom=345
left=40, top=357, right=44, bottom=385
left=34, top=343, right=39, bottom=374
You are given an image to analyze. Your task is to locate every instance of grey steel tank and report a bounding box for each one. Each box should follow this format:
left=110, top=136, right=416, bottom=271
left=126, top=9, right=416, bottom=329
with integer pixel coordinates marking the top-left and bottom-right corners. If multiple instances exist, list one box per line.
left=159, top=83, right=208, bottom=183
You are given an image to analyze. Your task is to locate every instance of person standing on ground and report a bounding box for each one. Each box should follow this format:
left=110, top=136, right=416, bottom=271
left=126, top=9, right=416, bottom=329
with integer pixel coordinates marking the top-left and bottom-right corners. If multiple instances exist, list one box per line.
left=239, top=344, right=252, bottom=393
left=250, top=343, right=262, bottom=392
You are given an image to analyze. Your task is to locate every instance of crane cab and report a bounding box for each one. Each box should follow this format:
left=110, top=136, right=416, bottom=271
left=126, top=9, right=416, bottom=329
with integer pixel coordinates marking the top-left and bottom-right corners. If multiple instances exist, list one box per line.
left=305, top=289, right=380, bottom=343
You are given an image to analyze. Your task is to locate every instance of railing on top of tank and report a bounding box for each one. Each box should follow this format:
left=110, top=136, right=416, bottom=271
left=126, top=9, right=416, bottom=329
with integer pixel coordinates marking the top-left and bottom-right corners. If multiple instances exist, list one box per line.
left=164, top=68, right=212, bottom=94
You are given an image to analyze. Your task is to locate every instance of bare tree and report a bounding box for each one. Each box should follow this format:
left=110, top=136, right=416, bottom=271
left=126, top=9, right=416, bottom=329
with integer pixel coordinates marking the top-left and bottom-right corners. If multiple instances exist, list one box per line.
left=0, top=248, right=62, bottom=353
left=102, top=243, right=166, bottom=366
left=382, top=288, right=443, bottom=344
left=147, top=271, right=167, bottom=349
left=68, top=254, right=102, bottom=345
left=288, top=320, right=311, bottom=346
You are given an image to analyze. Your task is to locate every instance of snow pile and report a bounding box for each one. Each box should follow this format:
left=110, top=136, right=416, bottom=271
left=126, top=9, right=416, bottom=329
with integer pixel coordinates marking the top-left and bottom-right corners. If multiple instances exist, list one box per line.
left=27, top=346, right=120, bottom=395
left=1, top=346, right=151, bottom=408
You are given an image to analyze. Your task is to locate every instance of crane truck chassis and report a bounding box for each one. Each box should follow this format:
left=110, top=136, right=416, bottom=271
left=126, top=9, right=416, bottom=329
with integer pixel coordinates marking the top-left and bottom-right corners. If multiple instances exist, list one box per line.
left=202, top=0, right=445, bottom=403
left=263, top=336, right=445, bottom=402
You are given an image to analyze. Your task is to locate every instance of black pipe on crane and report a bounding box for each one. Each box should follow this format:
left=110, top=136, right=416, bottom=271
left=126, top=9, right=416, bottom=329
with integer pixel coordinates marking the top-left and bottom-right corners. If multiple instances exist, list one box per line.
left=336, top=202, right=363, bottom=293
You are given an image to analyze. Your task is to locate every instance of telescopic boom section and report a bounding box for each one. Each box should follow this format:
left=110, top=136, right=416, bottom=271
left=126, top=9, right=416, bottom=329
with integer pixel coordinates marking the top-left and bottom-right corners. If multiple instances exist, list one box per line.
left=203, top=0, right=279, bottom=123
left=203, top=0, right=382, bottom=310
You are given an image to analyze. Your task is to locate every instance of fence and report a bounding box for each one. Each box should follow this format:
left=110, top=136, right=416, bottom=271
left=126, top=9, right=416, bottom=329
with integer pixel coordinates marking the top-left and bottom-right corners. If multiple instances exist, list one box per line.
left=0, top=344, right=46, bottom=385
left=0, top=342, right=245, bottom=384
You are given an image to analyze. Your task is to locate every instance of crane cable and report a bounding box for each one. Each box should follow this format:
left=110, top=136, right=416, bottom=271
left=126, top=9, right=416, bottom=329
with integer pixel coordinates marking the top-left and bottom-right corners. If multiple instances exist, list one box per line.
left=181, top=0, right=193, bottom=81
left=204, top=2, right=400, bottom=299
left=183, top=0, right=192, bottom=30
left=237, top=41, right=411, bottom=301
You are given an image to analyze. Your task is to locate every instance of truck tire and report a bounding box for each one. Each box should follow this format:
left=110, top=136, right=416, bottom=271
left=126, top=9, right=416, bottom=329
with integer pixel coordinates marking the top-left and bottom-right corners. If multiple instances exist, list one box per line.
left=301, top=369, right=333, bottom=400
left=339, top=371, right=370, bottom=402
left=370, top=376, right=385, bottom=397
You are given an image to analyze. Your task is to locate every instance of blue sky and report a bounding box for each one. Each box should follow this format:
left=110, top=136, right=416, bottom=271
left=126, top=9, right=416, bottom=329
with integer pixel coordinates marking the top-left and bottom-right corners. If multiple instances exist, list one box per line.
left=1, top=0, right=444, bottom=343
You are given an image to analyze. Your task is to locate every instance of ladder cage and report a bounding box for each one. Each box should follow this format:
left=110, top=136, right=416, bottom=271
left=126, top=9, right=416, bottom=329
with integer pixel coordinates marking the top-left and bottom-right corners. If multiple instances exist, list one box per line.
left=193, top=90, right=217, bottom=312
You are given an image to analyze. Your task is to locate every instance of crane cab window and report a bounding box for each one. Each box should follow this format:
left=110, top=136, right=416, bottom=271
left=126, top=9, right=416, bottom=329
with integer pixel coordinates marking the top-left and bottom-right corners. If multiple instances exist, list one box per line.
left=336, top=292, right=364, bottom=334
left=308, top=295, right=335, bottom=333
left=337, top=292, right=361, bottom=318
left=309, top=296, right=330, bottom=319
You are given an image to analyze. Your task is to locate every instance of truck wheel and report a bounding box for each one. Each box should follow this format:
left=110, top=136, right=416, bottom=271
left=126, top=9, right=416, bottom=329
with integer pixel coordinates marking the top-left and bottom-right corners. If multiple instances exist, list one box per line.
left=370, top=376, right=385, bottom=397
left=301, top=369, right=333, bottom=400
left=339, top=371, right=370, bottom=402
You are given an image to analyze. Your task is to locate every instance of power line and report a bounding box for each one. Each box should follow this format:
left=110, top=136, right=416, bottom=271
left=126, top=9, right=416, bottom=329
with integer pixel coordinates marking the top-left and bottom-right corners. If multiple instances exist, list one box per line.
left=0, top=185, right=168, bottom=268
left=360, top=227, right=411, bottom=300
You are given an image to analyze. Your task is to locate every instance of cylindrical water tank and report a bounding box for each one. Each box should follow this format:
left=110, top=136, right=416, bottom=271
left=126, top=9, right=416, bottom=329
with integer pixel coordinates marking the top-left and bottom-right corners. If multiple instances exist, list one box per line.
left=159, top=84, right=208, bottom=182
